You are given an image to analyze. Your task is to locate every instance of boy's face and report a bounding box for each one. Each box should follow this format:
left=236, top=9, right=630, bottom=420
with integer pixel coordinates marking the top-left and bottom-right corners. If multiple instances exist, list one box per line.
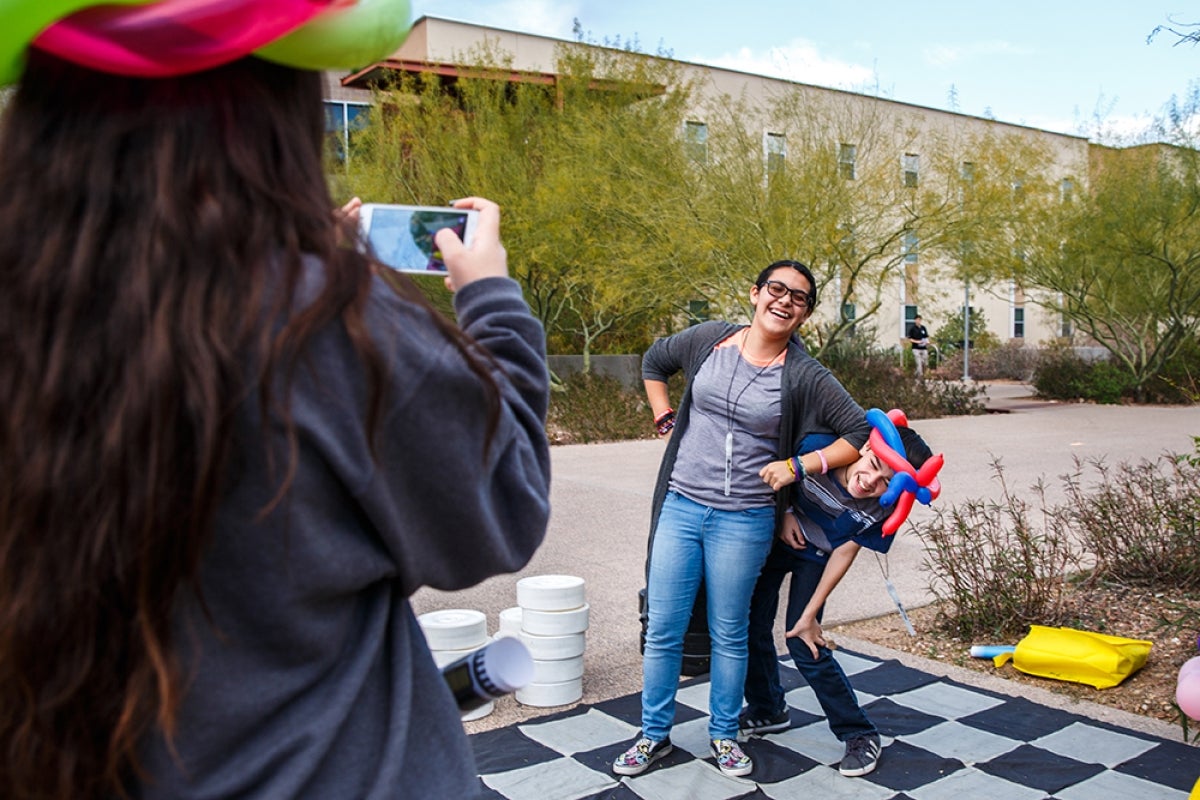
left=842, top=442, right=896, bottom=499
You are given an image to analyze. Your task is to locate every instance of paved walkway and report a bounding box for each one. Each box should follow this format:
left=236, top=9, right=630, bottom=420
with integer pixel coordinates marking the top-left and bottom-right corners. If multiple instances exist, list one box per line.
left=413, top=383, right=1200, bottom=746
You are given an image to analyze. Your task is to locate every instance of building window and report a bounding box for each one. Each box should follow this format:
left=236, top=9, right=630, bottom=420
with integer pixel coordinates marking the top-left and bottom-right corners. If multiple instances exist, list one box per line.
left=1013, top=306, right=1025, bottom=338
left=838, top=143, right=856, bottom=180
left=687, top=299, right=710, bottom=326
left=835, top=222, right=856, bottom=261
left=324, top=100, right=370, bottom=162
left=765, top=132, right=786, bottom=176
left=1060, top=177, right=1075, bottom=202
left=684, top=121, right=708, bottom=164
left=902, top=153, right=919, bottom=187
left=903, top=230, right=919, bottom=264
left=841, top=301, right=857, bottom=336
left=961, top=161, right=975, bottom=183
left=904, top=304, right=918, bottom=339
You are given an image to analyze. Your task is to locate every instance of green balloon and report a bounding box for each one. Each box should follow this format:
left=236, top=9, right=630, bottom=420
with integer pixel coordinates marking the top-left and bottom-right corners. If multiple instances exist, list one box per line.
left=255, top=0, right=411, bottom=72
left=0, top=0, right=154, bottom=86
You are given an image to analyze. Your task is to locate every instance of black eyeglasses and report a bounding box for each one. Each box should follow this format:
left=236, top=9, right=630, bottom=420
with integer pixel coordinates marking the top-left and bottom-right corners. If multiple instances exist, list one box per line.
left=758, top=279, right=814, bottom=309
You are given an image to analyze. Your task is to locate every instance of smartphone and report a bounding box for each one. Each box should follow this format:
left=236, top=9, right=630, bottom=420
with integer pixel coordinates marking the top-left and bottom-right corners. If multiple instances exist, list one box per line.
left=359, top=203, right=479, bottom=273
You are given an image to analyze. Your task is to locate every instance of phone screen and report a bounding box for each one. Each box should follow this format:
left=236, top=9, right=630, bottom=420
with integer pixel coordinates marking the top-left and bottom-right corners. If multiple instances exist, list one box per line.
left=361, top=205, right=477, bottom=273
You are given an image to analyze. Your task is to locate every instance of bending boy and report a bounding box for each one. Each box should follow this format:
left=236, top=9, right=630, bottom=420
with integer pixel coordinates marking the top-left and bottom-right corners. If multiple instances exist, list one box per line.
left=740, top=427, right=933, bottom=778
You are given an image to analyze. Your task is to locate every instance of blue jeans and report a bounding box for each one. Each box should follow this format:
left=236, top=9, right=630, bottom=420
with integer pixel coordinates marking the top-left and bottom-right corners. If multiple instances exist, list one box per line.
left=744, top=539, right=877, bottom=741
left=642, top=491, right=775, bottom=741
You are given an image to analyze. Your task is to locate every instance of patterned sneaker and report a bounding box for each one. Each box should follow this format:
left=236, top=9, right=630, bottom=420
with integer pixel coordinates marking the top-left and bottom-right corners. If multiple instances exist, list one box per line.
left=737, top=707, right=790, bottom=736
left=710, top=738, right=753, bottom=777
left=612, top=736, right=673, bottom=776
left=839, top=732, right=881, bottom=777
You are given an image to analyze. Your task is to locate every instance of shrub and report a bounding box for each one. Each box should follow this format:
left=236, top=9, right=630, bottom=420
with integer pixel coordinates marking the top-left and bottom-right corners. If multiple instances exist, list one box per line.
left=1143, top=337, right=1200, bottom=404
left=819, top=331, right=988, bottom=419
left=1062, top=455, right=1200, bottom=591
left=545, top=371, right=654, bottom=445
left=941, top=342, right=1042, bottom=382
left=1031, top=345, right=1135, bottom=403
left=916, top=461, right=1080, bottom=639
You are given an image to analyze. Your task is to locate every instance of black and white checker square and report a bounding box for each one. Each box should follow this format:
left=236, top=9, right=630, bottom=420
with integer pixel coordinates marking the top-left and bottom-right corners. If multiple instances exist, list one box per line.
left=471, top=648, right=1198, bottom=800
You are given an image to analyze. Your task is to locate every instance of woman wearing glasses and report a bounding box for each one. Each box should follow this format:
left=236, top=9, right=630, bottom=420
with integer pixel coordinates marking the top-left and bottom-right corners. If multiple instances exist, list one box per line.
left=613, top=260, right=871, bottom=779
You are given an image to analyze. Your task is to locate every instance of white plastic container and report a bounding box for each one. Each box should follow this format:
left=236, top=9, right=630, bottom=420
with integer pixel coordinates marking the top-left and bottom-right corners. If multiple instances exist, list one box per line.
left=516, top=575, right=586, bottom=611
left=496, top=606, right=523, bottom=638
left=516, top=677, right=583, bottom=707
left=520, top=603, right=590, bottom=636
left=418, top=609, right=488, bottom=651
left=519, top=631, right=586, bottom=661
left=430, top=645, right=482, bottom=669
left=461, top=700, right=494, bottom=721
left=530, top=655, right=584, bottom=684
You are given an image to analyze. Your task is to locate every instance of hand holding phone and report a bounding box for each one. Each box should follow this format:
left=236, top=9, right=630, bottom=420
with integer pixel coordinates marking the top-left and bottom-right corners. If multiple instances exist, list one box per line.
left=434, top=197, right=507, bottom=293
left=359, top=203, right=480, bottom=274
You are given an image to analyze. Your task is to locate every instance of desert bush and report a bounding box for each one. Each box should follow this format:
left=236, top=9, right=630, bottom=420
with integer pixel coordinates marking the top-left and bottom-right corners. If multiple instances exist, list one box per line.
left=818, top=332, right=988, bottom=419
left=1031, top=345, right=1134, bottom=403
left=916, top=461, right=1081, bottom=639
left=919, top=446, right=1200, bottom=641
left=1062, top=455, right=1200, bottom=591
left=1143, top=337, right=1200, bottom=404
left=940, top=341, right=1042, bottom=382
left=545, top=371, right=654, bottom=445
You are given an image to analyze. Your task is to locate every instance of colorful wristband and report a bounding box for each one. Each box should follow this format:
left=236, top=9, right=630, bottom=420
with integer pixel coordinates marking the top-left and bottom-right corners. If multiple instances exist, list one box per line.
left=816, top=448, right=828, bottom=475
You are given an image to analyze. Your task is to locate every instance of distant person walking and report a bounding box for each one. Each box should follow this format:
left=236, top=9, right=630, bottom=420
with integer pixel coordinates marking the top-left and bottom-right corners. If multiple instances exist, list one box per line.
left=907, top=315, right=930, bottom=376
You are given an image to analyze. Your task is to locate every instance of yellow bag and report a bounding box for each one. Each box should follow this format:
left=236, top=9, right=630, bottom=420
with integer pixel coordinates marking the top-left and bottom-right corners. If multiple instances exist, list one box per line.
left=991, top=625, right=1152, bottom=689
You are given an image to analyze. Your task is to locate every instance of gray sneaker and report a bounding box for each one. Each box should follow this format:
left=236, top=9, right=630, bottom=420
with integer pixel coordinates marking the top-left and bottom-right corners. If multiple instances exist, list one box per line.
left=839, top=733, right=881, bottom=777
left=737, top=707, right=790, bottom=736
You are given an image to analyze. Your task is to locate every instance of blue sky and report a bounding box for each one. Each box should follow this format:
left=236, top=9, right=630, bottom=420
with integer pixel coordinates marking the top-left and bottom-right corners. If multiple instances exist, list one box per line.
left=413, top=1, right=1196, bottom=140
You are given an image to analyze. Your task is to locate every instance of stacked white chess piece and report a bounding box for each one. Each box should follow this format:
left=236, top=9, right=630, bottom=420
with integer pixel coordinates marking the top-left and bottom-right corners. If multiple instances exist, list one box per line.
left=417, top=608, right=498, bottom=721
left=506, top=575, right=588, bottom=707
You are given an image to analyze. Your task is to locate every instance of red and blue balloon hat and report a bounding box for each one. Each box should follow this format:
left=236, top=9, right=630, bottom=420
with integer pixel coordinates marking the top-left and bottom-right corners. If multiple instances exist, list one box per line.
left=3, top=0, right=411, bottom=87
left=866, top=407, right=945, bottom=536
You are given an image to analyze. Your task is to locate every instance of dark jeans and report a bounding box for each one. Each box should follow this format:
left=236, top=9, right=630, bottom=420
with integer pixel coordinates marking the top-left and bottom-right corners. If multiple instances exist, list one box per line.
left=744, top=539, right=877, bottom=742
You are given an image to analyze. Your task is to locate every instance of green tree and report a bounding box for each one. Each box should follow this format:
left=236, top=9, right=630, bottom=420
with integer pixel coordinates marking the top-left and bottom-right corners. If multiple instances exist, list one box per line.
left=1019, top=140, right=1200, bottom=401
left=681, top=87, right=980, bottom=356
left=343, top=41, right=707, bottom=364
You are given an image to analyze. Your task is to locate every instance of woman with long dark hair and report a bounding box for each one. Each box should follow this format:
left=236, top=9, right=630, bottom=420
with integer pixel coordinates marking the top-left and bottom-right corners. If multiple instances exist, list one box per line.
left=0, top=6, right=550, bottom=798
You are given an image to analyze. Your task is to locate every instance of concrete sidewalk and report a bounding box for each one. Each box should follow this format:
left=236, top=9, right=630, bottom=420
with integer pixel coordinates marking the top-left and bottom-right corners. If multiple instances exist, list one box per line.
left=413, top=383, right=1200, bottom=737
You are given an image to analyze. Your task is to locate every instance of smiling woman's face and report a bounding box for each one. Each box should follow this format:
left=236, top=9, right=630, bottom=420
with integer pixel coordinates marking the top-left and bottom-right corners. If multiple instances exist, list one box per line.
left=749, top=267, right=814, bottom=337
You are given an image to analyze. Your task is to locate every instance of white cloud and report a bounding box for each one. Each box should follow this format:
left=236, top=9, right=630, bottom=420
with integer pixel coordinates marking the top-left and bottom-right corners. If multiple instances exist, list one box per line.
left=922, top=40, right=1034, bottom=68
left=700, top=40, right=876, bottom=90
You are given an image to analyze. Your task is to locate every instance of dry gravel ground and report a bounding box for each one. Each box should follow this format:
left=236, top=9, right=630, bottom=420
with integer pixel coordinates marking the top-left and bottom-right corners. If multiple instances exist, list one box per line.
left=833, top=582, right=1200, bottom=731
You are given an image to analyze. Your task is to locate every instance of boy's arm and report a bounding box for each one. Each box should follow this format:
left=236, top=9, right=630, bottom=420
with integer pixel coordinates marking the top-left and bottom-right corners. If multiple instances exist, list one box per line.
left=785, top=540, right=862, bottom=659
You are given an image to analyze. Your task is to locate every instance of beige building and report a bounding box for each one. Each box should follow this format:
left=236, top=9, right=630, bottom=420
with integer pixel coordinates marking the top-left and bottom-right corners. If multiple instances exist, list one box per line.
left=325, top=16, right=1092, bottom=355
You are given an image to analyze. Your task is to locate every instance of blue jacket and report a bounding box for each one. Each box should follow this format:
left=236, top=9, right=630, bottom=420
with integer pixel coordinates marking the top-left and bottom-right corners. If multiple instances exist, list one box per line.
left=789, top=432, right=894, bottom=565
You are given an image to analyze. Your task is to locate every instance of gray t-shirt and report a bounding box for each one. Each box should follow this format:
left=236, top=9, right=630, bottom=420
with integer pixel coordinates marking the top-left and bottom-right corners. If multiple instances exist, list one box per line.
left=670, top=335, right=782, bottom=510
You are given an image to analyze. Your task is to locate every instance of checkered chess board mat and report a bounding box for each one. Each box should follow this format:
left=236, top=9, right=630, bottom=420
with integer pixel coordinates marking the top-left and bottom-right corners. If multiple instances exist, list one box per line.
left=470, top=648, right=1197, bottom=799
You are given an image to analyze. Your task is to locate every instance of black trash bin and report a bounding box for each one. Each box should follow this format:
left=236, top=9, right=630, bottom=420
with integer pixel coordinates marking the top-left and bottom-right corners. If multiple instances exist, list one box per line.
left=638, top=583, right=711, bottom=677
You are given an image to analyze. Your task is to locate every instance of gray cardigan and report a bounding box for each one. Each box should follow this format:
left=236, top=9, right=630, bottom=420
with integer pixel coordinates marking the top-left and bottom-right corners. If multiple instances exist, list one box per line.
left=139, top=269, right=550, bottom=799
left=641, top=320, right=870, bottom=551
